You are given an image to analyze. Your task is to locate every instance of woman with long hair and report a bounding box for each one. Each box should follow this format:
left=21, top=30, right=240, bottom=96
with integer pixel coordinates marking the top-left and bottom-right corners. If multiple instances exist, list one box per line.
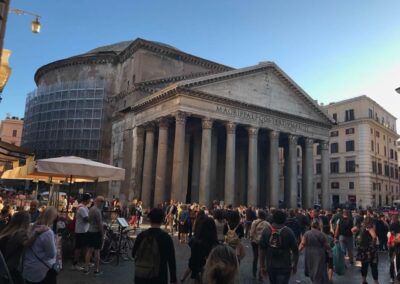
left=203, top=244, right=239, bottom=284
left=182, top=216, right=219, bottom=283
left=0, top=211, right=31, bottom=284
left=23, top=206, right=59, bottom=284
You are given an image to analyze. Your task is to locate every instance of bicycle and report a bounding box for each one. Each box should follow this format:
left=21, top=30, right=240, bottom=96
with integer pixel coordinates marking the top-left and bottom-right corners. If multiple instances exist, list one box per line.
left=100, top=224, right=135, bottom=264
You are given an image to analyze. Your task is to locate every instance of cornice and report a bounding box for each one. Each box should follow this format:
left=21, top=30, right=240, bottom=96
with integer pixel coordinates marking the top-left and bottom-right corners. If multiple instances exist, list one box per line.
left=334, top=118, right=399, bottom=138
left=34, top=53, right=117, bottom=84
left=134, top=71, right=216, bottom=87
left=126, top=87, right=332, bottom=130
left=35, top=38, right=233, bottom=85
left=118, top=39, right=232, bottom=72
left=175, top=63, right=333, bottom=125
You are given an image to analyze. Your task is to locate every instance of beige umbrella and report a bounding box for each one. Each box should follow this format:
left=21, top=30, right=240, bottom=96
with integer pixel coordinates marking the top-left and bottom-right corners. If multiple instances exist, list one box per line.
left=34, top=156, right=125, bottom=181
left=32, top=156, right=125, bottom=209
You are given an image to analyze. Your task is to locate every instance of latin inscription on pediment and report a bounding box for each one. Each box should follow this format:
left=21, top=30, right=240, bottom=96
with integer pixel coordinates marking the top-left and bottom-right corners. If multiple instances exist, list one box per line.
left=215, top=105, right=310, bottom=133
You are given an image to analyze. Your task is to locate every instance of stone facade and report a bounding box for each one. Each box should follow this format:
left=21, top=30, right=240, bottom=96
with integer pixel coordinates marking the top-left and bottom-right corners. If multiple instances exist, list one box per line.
left=0, top=117, right=23, bottom=146
left=114, top=61, right=333, bottom=208
left=25, top=38, right=333, bottom=207
left=316, top=95, right=400, bottom=208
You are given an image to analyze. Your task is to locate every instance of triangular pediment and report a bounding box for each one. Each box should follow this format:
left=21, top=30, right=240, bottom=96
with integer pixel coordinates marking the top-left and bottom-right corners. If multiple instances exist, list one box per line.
left=176, top=63, right=332, bottom=124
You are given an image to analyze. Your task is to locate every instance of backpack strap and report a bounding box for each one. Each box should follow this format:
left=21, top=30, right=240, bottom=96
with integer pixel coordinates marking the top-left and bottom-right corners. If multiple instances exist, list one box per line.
left=255, top=219, right=263, bottom=228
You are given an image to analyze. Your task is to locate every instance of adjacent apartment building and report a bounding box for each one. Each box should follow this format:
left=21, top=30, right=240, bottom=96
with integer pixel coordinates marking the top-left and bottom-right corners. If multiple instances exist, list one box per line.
left=315, top=95, right=400, bottom=209
left=0, top=116, right=24, bottom=146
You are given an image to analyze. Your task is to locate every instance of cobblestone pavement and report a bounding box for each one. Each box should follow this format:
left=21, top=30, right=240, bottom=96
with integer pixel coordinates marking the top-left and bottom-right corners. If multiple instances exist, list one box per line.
left=59, top=227, right=393, bottom=284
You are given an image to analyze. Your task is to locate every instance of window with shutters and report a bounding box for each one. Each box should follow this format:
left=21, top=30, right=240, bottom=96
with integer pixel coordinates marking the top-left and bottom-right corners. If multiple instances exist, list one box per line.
left=346, top=160, right=356, bottom=172
left=331, top=143, right=339, bottom=153
left=330, top=161, right=339, bottom=173
left=345, top=109, right=355, bottom=121
left=346, top=140, right=355, bottom=152
left=316, top=163, right=321, bottom=174
left=330, top=130, right=339, bottom=137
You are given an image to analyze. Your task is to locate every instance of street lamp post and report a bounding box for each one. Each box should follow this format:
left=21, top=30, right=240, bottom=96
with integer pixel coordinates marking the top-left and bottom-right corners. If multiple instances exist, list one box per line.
left=0, top=7, right=42, bottom=102
left=9, top=7, right=42, bottom=33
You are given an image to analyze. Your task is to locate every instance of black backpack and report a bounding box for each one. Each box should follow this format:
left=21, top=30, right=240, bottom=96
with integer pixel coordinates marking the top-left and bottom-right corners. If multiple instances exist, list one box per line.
left=134, top=231, right=161, bottom=279
left=269, top=226, right=285, bottom=249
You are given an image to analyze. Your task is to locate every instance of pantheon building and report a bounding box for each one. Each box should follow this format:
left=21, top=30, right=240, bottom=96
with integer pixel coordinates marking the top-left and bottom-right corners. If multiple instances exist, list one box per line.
left=22, top=38, right=333, bottom=208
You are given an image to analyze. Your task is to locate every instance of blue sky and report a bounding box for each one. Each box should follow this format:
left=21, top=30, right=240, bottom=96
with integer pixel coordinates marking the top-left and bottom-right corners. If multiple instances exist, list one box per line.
left=2, top=0, right=400, bottom=129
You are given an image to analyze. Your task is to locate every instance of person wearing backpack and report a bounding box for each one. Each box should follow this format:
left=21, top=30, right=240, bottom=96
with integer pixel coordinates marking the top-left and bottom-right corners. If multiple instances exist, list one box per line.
left=334, top=209, right=355, bottom=265
left=259, top=210, right=299, bottom=284
left=132, top=208, right=177, bottom=284
left=355, top=216, right=379, bottom=284
left=249, top=209, right=270, bottom=280
left=285, top=209, right=301, bottom=244
left=223, top=210, right=245, bottom=262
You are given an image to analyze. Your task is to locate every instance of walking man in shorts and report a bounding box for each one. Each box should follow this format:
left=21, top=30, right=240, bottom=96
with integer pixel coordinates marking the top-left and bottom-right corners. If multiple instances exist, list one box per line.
left=84, top=196, right=105, bottom=276
left=72, top=193, right=91, bottom=270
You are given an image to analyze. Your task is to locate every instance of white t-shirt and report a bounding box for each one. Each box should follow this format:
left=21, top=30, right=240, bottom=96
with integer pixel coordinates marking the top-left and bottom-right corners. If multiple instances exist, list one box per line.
left=75, top=205, right=89, bottom=233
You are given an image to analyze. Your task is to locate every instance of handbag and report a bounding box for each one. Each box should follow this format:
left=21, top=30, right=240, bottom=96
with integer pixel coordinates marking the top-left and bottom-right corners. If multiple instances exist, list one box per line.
left=30, top=247, right=61, bottom=274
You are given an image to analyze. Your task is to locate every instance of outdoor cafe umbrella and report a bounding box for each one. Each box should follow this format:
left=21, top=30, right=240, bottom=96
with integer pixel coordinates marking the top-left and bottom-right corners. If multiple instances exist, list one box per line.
left=34, top=156, right=125, bottom=182
left=32, top=156, right=126, bottom=208
left=1, top=162, right=96, bottom=206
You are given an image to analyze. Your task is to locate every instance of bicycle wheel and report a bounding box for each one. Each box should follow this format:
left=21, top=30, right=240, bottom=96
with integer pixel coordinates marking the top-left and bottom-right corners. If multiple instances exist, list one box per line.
left=100, top=237, right=113, bottom=264
left=120, top=236, right=134, bottom=261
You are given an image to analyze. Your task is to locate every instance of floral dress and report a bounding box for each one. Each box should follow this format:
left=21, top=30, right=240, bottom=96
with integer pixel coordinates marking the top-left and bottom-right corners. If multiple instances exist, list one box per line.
left=356, top=227, right=378, bottom=264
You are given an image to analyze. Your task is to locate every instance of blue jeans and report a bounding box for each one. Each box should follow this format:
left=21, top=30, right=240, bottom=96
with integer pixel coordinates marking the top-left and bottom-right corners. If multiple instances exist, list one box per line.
left=268, top=269, right=291, bottom=284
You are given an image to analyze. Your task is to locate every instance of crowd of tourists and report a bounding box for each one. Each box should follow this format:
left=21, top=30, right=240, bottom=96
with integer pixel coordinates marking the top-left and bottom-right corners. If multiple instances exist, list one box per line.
left=2, top=192, right=400, bottom=284
left=0, top=193, right=106, bottom=284
left=132, top=200, right=400, bottom=284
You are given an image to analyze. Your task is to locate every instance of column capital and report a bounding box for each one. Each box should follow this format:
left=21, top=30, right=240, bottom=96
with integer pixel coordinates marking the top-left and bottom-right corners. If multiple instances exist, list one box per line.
left=288, top=134, right=298, bottom=145
left=135, top=126, right=145, bottom=137
left=173, top=111, right=187, bottom=125
left=201, top=117, right=214, bottom=129
left=247, top=126, right=259, bottom=138
left=144, top=122, right=156, bottom=132
left=269, top=130, right=280, bottom=140
left=320, top=140, right=329, bottom=150
left=304, top=138, right=314, bottom=147
left=157, top=117, right=170, bottom=129
left=226, top=122, right=236, bottom=134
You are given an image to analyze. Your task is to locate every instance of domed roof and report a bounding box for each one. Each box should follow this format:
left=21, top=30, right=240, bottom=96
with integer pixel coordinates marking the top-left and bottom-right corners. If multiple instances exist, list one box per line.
left=86, top=40, right=133, bottom=54
left=147, top=41, right=180, bottom=51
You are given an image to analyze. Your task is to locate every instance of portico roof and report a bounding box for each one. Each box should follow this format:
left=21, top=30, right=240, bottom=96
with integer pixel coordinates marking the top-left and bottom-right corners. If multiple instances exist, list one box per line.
left=130, top=62, right=334, bottom=126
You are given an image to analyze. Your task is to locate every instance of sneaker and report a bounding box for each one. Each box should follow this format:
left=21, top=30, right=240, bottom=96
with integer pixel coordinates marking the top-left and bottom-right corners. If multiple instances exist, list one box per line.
left=89, top=262, right=95, bottom=268
left=94, top=271, right=103, bottom=276
left=82, top=269, right=90, bottom=275
left=71, top=265, right=84, bottom=271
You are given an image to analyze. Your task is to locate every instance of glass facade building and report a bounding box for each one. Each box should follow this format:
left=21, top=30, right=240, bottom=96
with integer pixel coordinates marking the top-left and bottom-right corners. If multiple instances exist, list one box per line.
left=22, top=80, right=105, bottom=160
